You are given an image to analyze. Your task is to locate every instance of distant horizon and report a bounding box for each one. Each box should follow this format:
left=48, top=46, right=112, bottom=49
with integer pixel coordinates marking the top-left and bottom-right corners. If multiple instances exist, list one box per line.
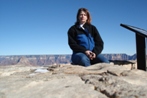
left=0, top=53, right=136, bottom=56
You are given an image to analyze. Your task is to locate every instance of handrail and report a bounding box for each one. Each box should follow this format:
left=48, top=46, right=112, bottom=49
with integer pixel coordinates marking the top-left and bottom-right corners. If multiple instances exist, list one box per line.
left=120, top=23, right=147, bottom=71
left=120, top=23, right=147, bottom=37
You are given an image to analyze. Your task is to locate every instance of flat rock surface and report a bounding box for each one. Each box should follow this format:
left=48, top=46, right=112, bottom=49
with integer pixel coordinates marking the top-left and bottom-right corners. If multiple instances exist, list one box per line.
left=0, top=63, right=147, bottom=98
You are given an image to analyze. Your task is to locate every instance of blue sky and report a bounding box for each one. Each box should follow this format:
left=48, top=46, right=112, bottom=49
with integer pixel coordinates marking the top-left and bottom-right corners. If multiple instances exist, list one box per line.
left=0, top=0, right=147, bottom=56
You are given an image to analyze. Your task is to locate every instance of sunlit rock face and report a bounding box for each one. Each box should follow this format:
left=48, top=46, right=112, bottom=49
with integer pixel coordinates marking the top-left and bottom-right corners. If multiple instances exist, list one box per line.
left=1, top=62, right=147, bottom=98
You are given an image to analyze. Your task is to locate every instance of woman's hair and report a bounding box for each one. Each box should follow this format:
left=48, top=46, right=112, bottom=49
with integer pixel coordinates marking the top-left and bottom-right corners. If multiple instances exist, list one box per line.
left=75, top=8, right=91, bottom=25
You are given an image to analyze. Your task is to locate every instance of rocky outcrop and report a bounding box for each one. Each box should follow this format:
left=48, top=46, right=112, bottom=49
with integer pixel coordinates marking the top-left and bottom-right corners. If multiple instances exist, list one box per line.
left=0, top=54, right=136, bottom=66
left=1, top=62, right=147, bottom=98
left=17, top=56, right=34, bottom=66
left=0, top=55, right=71, bottom=66
left=103, top=53, right=136, bottom=60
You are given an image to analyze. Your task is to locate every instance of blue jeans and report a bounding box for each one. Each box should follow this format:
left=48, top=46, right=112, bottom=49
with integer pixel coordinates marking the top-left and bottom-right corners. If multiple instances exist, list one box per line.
left=71, top=53, right=109, bottom=67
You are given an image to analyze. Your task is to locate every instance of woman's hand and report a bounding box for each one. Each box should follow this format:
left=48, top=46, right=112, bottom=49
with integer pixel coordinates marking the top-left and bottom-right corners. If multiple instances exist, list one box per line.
left=85, top=50, right=96, bottom=60
left=90, top=52, right=96, bottom=60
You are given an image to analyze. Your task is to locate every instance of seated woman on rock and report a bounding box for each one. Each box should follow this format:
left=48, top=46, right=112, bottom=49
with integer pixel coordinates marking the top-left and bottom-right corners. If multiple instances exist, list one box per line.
left=67, top=8, right=109, bottom=67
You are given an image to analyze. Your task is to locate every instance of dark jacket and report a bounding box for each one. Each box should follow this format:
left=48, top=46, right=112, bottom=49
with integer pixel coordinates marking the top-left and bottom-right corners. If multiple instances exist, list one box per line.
left=67, top=23, right=104, bottom=56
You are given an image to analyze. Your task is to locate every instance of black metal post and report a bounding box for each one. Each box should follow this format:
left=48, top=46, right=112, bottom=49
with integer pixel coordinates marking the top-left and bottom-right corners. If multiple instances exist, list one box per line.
left=120, top=23, right=147, bottom=71
left=136, top=34, right=146, bottom=70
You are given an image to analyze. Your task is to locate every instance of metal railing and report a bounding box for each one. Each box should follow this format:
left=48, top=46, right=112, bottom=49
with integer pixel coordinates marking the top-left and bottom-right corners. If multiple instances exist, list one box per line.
left=120, top=23, right=147, bottom=71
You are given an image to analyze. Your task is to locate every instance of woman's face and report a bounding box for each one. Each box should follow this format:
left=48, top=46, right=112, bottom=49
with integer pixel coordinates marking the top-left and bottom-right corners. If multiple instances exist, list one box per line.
left=78, top=11, right=87, bottom=24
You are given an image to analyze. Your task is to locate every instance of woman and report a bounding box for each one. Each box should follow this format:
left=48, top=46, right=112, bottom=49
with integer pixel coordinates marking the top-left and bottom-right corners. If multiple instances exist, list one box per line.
left=67, top=8, right=109, bottom=67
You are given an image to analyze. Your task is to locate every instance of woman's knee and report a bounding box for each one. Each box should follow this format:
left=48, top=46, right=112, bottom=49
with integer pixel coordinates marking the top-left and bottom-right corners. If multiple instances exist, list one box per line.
left=72, top=53, right=90, bottom=66
left=80, top=55, right=89, bottom=62
left=97, top=54, right=109, bottom=63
